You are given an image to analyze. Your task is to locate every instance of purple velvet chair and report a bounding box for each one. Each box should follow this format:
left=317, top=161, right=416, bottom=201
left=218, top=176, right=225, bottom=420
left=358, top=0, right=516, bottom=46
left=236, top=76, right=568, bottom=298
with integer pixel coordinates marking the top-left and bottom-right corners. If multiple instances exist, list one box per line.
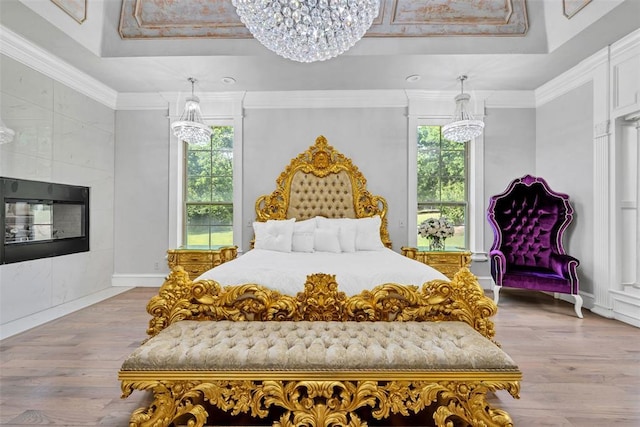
left=487, top=175, right=583, bottom=318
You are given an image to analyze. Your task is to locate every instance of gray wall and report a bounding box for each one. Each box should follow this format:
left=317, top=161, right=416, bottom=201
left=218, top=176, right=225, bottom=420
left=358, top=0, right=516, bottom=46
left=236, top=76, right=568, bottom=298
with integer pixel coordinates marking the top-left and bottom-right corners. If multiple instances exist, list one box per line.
left=110, top=105, right=543, bottom=282
left=473, top=107, right=537, bottom=278
left=536, top=82, right=594, bottom=295
left=109, top=100, right=593, bottom=297
left=0, top=54, right=115, bottom=324
left=114, top=110, right=170, bottom=274
left=242, top=107, right=408, bottom=252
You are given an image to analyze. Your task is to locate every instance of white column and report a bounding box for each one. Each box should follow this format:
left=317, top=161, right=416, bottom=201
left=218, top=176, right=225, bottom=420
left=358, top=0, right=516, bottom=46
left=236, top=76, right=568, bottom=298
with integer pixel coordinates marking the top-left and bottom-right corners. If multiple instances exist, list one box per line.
left=592, top=120, right=614, bottom=317
left=632, top=118, right=640, bottom=289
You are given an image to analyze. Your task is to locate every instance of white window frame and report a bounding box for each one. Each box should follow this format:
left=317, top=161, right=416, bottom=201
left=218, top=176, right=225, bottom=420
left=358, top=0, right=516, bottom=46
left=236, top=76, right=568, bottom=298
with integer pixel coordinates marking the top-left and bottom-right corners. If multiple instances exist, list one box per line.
left=407, top=100, right=485, bottom=260
left=183, top=124, right=237, bottom=249
left=414, top=123, right=470, bottom=250
left=169, top=93, right=244, bottom=252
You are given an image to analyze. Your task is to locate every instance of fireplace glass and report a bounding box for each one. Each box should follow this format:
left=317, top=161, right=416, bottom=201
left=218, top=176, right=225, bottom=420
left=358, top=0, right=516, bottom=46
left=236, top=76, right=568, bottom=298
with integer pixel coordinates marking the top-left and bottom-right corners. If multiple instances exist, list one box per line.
left=1, top=178, right=89, bottom=264
left=5, top=201, right=86, bottom=243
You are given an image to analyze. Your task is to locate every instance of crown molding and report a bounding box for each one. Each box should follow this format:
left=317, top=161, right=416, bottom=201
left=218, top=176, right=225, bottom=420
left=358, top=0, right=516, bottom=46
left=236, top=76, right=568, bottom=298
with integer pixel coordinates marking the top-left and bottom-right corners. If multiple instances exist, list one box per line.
left=119, top=89, right=535, bottom=112
left=610, top=27, right=640, bottom=61
left=535, top=46, right=609, bottom=108
left=0, top=25, right=118, bottom=109
left=404, top=90, right=454, bottom=102
left=406, top=89, right=535, bottom=109
left=243, top=90, right=409, bottom=109
left=479, top=91, right=536, bottom=108
left=118, top=91, right=246, bottom=117
left=116, top=92, right=169, bottom=110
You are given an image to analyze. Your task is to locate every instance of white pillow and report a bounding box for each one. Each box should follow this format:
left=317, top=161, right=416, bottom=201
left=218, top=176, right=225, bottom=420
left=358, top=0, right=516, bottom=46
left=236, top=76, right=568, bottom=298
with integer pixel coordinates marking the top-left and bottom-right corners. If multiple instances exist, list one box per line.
left=354, top=215, right=385, bottom=251
left=253, top=218, right=296, bottom=252
left=292, top=218, right=315, bottom=253
left=313, top=228, right=342, bottom=253
left=315, top=216, right=357, bottom=253
left=337, top=225, right=357, bottom=253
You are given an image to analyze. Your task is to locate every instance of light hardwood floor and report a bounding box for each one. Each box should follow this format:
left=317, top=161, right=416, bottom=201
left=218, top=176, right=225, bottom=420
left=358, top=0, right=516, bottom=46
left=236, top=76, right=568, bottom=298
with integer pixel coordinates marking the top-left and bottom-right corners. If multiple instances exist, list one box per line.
left=1, top=287, right=639, bottom=426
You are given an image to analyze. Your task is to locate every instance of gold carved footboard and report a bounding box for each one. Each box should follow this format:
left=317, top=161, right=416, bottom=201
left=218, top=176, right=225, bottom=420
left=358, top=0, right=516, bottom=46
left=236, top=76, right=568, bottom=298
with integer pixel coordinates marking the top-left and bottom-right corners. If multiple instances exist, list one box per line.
left=145, top=266, right=497, bottom=341
left=120, top=268, right=521, bottom=427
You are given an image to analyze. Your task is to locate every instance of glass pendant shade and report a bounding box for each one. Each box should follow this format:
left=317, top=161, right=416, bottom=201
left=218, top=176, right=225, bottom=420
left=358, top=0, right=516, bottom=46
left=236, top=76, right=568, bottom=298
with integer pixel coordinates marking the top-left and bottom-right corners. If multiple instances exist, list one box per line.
left=442, top=76, right=484, bottom=143
left=0, top=117, right=15, bottom=145
left=232, top=0, right=380, bottom=63
left=171, top=78, right=212, bottom=145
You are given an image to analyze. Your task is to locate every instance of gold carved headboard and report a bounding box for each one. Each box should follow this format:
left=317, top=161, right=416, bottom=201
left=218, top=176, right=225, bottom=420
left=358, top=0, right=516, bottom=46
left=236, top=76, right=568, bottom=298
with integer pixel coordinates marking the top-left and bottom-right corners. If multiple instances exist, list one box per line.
left=255, top=135, right=391, bottom=248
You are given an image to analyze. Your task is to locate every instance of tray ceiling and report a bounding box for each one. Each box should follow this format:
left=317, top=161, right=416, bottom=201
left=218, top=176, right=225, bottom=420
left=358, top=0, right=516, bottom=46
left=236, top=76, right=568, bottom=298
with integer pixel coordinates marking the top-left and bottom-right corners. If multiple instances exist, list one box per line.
left=118, top=0, right=528, bottom=39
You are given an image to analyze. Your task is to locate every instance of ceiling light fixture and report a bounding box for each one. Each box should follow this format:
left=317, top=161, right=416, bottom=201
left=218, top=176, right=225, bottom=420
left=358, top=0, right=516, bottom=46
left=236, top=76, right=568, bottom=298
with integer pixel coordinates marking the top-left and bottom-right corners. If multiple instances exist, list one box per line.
left=442, top=75, right=485, bottom=143
left=232, top=0, right=380, bottom=63
left=171, top=77, right=212, bottom=145
left=0, top=117, right=15, bottom=145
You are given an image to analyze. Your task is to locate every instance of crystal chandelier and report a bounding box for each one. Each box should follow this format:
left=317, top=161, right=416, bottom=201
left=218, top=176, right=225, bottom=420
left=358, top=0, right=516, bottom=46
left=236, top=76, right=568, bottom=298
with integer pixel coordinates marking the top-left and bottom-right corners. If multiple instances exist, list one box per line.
left=232, top=0, right=380, bottom=63
left=0, top=117, right=15, bottom=144
left=171, top=78, right=212, bottom=145
left=442, top=75, right=485, bottom=143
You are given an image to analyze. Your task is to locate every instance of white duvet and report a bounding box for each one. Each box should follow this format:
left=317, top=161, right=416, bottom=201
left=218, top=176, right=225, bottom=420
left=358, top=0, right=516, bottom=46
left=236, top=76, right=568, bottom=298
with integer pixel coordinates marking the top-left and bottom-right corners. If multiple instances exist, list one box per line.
left=196, top=248, right=448, bottom=296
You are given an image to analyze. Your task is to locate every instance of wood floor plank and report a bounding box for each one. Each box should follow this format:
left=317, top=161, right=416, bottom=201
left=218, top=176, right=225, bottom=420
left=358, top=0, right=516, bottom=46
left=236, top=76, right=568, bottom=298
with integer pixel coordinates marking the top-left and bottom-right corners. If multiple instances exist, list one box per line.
left=1, top=286, right=639, bottom=426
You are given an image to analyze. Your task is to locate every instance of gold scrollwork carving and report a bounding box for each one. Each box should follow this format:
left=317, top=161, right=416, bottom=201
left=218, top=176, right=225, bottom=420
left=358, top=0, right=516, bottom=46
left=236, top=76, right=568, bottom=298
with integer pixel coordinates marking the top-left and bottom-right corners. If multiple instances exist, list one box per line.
left=122, top=379, right=519, bottom=427
left=145, top=266, right=496, bottom=342
left=254, top=135, right=391, bottom=248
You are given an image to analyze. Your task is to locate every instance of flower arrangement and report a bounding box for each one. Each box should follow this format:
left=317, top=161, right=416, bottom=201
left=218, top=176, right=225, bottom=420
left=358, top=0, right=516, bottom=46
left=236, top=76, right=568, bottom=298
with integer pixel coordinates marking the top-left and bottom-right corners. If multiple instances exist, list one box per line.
left=418, top=217, right=455, bottom=251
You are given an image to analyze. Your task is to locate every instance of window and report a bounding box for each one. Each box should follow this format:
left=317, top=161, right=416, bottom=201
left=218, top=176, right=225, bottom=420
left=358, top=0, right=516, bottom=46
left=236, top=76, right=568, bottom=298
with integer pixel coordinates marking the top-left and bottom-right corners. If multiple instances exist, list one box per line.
left=417, top=125, right=468, bottom=250
left=184, top=126, right=234, bottom=249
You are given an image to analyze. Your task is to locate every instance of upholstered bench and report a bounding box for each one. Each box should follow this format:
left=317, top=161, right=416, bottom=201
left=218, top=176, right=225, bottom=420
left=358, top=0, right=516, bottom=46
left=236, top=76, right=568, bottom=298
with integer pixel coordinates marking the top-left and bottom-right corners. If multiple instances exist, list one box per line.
left=122, top=320, right=517, bottom=372
left=120, top=320, right=520, bottom=427
left=119, top=268, right=522, bottom=427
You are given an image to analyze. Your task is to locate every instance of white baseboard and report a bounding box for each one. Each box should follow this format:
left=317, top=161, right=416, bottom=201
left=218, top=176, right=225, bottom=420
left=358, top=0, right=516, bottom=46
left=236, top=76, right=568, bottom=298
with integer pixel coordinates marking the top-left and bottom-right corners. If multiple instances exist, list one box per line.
left=610, top=289, right=640, bottom=328
left=0, top=286, right=133, bottom=340
left=590, top=303, right=614, bottom=318
left=112, top=274, right=167, bottom=287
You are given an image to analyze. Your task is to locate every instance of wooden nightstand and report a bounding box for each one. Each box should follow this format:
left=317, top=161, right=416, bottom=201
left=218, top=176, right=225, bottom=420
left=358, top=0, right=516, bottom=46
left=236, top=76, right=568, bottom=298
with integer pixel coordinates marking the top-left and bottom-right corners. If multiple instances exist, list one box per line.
left=166, top=246, right=238, bottom=280
left=401, top=247, right=471, bottom=280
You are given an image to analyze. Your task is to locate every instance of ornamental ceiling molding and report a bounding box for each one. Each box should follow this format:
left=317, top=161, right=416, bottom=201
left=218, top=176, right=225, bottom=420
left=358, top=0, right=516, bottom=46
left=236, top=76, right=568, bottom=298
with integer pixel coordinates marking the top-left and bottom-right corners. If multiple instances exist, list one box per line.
left=119, top=0, right=528, bottom=39
left=51, top=0, right=87, bottom=24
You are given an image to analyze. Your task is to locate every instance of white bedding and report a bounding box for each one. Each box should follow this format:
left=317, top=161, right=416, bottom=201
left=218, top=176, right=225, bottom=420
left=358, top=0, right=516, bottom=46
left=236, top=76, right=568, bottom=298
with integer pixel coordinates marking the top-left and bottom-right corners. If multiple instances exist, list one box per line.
left=196, top=248, right=448, bottom=296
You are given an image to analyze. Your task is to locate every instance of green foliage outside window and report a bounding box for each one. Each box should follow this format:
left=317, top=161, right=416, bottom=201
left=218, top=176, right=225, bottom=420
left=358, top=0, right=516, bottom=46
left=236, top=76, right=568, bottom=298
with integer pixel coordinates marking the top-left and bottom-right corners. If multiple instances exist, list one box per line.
left=185, top=126, right=234, bottom=248
left=417, top=125, right=468, bottom=250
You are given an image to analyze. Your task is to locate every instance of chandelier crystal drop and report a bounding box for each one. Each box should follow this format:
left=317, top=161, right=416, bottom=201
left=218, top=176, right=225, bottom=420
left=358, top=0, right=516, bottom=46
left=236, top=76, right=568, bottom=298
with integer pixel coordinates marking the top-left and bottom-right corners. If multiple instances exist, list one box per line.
left=171, top=78, right=212, bottom=146
left=442, top=75, right=485, bottom=143
left=232, top=0, right=380, bottom=63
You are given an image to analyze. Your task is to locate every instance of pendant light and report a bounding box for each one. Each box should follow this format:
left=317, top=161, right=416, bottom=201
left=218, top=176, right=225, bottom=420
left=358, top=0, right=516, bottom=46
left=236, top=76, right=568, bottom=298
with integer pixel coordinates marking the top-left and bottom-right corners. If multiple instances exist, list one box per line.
left=442, top=75, right=484, bottom=143
left=171, top=77, right=212, bottom=145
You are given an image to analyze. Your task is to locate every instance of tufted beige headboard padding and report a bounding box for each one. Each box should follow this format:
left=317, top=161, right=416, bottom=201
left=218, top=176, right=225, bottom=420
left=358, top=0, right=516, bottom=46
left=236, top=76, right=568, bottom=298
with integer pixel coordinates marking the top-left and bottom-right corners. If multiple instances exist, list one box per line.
left=287, top=170, right=356, bottom=220
left=255, top=135, right=392, bottom=248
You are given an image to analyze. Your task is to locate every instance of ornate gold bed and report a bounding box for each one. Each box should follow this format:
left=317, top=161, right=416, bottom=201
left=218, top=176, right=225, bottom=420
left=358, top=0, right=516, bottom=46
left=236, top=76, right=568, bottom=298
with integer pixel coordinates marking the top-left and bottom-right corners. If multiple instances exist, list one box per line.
left=119, top=136, right=521, bottom=427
